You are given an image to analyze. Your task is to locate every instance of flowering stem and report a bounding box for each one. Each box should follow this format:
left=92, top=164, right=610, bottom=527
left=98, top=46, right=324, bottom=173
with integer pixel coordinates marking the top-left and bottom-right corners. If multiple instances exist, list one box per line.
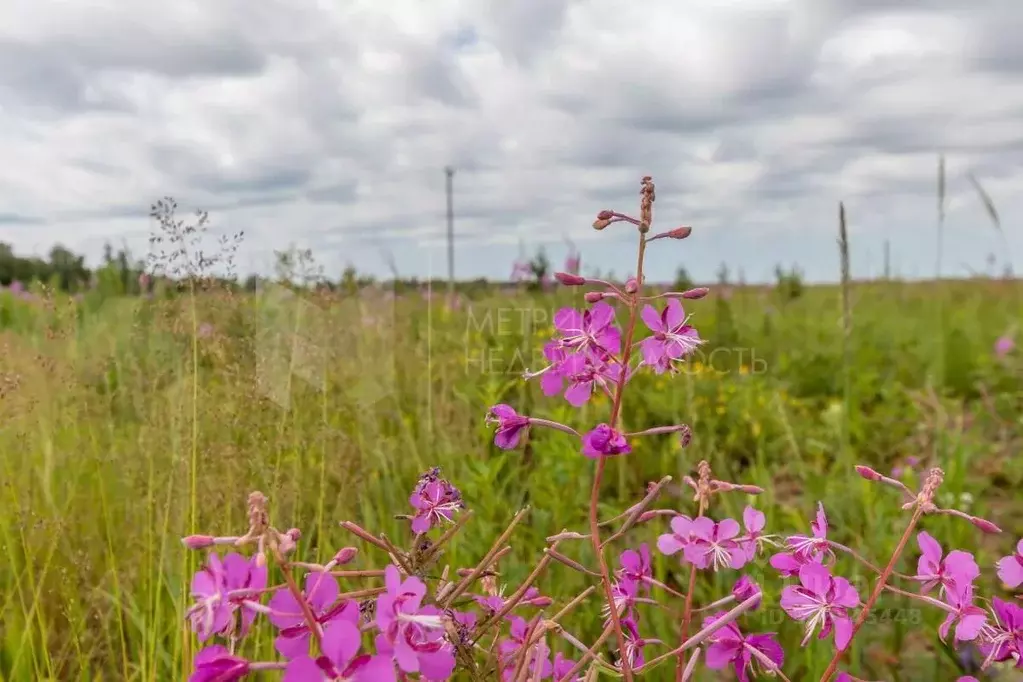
left=587, top=232, right=648, bottom=682
left=819, top=505, right=924, bottom=681
left=675, top=496, right=707, bottom=681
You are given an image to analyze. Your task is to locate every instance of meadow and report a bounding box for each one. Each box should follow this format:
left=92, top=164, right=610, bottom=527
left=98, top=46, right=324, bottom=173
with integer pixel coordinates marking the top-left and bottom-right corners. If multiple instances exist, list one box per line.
left=1, top=273, right=1021, bottom=681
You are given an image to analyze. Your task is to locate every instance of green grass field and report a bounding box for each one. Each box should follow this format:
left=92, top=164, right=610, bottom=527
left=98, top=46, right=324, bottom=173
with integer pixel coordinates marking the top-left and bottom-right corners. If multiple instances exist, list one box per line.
left=1, top=279, right=1021, bottom=681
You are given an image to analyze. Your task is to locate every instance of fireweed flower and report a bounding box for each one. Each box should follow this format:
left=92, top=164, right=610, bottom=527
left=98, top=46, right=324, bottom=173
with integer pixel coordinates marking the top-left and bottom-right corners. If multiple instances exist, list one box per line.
left=375, top=565, right=455, bottom=679
left=551, top=302, right=622, bottom=356
left=914, top=531, right=980, bottom=596
left=191, top=646, right=250, bottom=682
left=486, top=405, right=530, bottom=449
left=738, top=506, right=776, bottom=561
left=497, top=616, right=553, bottom=680
left=602, top=577, right=639, bottom=624
left=780, top=563, right=861, bottom=651
left=409, top=477, right=464, bottom=534
left=620, top=617, right=657, bottom=670
left=996, top=539, right=1023, bottom=588
left=995, top=335, right=1015, bottom=358
left=581, top=423, right=631, bottom=458
left=684, top=517, right=748, bottom=572
left=473, top=587, right=550, bottom=616
left=657, top=515, right=695, bottom=560
left=283, top=611, right=394, bottom=682
left=638, top=299, right=703, bottom=372
left=702, top=612, right=784, bottom=682
left=732, top=576, right=762, bottom=610
left=525, top=341, right=569, bottom=396
left=559, top=352, right=623, bottom=406
left=552, top=653, right=581, bottom=681
left=771, top=502, right=832, bottom=576
left=218, top=552, right=268, bottom=637
left=618, top=544, right=653, bottom=592
left=188, top=552, right=232, bottom=641
left=939, top=581, right=988, bottom=644
left=979, top=597, right=1023, bottom=668
left=268, top=571, right=356, bottom=659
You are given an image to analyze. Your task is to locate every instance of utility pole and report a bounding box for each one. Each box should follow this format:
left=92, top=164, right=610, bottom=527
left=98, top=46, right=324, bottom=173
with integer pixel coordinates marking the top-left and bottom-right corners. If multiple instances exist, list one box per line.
left=445, top=166, right=455, bottom=298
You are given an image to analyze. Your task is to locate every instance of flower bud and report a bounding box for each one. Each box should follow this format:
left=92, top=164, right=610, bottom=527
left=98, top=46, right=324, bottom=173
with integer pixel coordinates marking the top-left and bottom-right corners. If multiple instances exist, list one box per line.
left=668, top=226, right=692, bottom=239
left=593, top=218, right=611, bottom=230
left=182, top=534, right=216, bottom=550
left=286, top=528, right=302, bottom=542
left=584, top=291, right=605, bottom=303
left=625, top=277, right=639, bottom=294
left=597, top=210, right=614, bottom=220
left=555, top=272, right=586, bottom=286
left=681, top=287, right=709, bottom=300
left=970, top=516, right=1002, bottom=534
left=333, top=547, right=358, bottom=565
left=855, top=465, right=883, bottom=482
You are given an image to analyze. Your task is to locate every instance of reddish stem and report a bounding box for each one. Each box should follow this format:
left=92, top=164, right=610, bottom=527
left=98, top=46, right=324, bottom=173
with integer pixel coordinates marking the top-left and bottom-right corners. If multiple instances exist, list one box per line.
left=675, top=497, right=707, bottom=681
left=587, top=231, right=648, bottom=682
left=818, top=506, right=924, bottom=681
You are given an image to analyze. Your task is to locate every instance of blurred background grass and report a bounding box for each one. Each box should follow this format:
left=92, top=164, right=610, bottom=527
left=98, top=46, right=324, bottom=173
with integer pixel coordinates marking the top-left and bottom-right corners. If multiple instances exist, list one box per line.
left=1, top=277, right=1021, bottom=681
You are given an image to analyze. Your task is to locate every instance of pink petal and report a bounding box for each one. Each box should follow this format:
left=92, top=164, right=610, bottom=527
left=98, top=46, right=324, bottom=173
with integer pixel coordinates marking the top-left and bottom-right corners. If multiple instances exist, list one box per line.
left=833, top=613, right=854, bottom=651
left=662, top=299, right=685, bottom=330
left=996, top=554, right=1023, bottom=589
left=639, top=304, right=663, bottom=332
left=322, top=620, right=361, bottom=670
left=657, top=533, right=685, bottom=556
left=716, top=518, right=741, bottom=540
left=955, top=610, right=988, bottom=642
left=916, top=531, right=943, bottom=564
left=743, top=506, right=765, bottom=533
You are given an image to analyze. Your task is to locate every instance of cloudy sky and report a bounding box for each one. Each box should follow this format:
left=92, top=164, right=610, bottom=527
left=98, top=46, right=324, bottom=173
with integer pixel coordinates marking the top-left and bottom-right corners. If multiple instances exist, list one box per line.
left=1, top=0, right=1020, bottom=284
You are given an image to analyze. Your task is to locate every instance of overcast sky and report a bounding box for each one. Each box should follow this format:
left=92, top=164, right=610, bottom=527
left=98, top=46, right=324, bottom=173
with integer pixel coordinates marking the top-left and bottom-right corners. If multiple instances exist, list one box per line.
left=1, top=0, right=1020, bottom=283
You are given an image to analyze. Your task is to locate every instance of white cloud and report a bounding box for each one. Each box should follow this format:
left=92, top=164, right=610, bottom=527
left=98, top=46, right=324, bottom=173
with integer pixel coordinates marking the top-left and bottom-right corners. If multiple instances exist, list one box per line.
left=1, top=0, right=1020, bottom=282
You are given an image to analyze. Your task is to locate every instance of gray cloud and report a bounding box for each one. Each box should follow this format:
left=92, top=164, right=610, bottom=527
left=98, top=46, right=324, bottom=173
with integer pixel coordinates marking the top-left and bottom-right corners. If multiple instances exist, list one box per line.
left=0, top=0, right=1020, bottom=282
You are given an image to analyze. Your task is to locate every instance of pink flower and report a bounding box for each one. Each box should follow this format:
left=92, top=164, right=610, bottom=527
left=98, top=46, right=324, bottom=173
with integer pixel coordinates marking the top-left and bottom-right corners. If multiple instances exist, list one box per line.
left=995, top=335, right=1014, bottom=358
left=283, top=610, right=393, bottom=682
left=409, top=472, right=464, bottom=534
left=581, top=424, right=631, bottom=458
left=190, top=646, right=250, bottom=682
left=619, top=617, right=656, bottom=670
left=186, top=553, right=232, bottom=641
left=703, top=613, right=784, bottom=682
left=683, top=517, right=747, bottom=571
left=559, top=352, right=623, bottom=406
left=375, top=566, right=455, bottom=679
left=553, top=653, right=581, bottom=681
left=939, top=581, right=988, bottom=643
left=771, top=502, right=832, bottom=576
left=497, top=616, right=553, bottom=680
left=780, top=563, right=860, bottom=651
left=269, top=571, right=358, bottom=659
left=979, top=597, right=1022, bottom=669
left=739, top=505, right=776, bottom=560
left=914, top=531, right=979, bottom=596
left=552, top=302, right=622, bottom=357
left=602, top=578, right=639, bottom=624
left=732, top=576, right=762, bottom=610
left=486, top=405, right=530, bottom=449
left=638, top=299, right=703, bottom=372
left=657, top=515, right=695, bottom=559
left=996, top=539, right=1023, bottom=589
left=618, top=545, right=653, bottom=592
